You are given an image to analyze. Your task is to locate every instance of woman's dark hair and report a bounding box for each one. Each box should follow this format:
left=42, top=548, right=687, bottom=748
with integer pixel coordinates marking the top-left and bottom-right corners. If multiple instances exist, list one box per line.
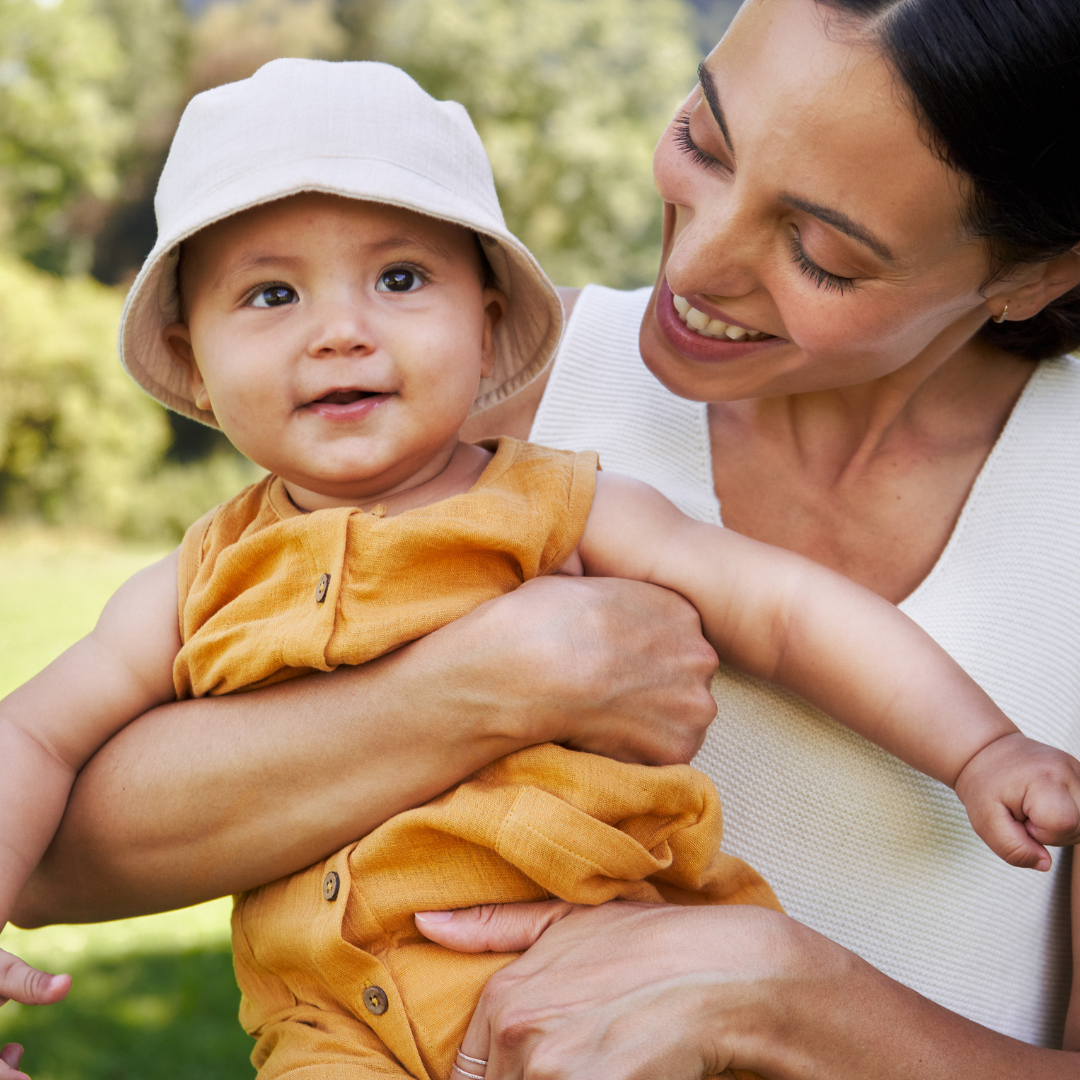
left=819, top=0, right=1080, bottom=360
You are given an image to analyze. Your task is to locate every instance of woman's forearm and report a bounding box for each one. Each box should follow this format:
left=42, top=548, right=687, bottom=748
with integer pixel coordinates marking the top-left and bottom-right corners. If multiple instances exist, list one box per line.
left=742, top=914, right=1077, bottom=1080
left=12, top=576, right=718, bottom=927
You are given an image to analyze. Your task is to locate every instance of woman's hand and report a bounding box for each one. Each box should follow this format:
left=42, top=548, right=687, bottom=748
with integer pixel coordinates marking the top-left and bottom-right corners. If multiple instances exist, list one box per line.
left=492, top=576, right=720, bottom=765
left=418, top=899, right=1080, bottom=1080
left=14, top=576, right=718, bottom=926
left=418, top=900, right=792, bottom=1079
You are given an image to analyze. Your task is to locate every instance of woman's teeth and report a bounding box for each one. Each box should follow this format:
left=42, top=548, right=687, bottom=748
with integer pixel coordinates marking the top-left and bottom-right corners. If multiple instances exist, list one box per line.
left=672, top=294, right=770, bottom=341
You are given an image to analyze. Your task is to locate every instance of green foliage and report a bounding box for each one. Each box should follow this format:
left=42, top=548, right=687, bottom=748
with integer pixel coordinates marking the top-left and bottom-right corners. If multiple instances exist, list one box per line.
left=0, top=534, right=166, bottom=696
left=372, top=0, right=700, bottom=288
left=0, top=0, right=127, bottom=272
left=189, top=0, right=345, bottom=93
left=0, top=0, right=189, bottom=274
left=0, top=257, right=258, bottom=540
left=1, top=944, right=253, bottom=1080
left=0, top=899, right=250, bottom=1080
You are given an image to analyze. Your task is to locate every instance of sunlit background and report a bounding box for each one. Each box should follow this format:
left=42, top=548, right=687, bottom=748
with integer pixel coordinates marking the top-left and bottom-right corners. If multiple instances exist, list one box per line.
left=0, top=0, right=737, bottom=1074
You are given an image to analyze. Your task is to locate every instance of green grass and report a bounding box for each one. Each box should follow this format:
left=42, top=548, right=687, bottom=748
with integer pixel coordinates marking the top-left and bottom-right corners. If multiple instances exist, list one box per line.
left=0, top=531, right=255, bottom=1079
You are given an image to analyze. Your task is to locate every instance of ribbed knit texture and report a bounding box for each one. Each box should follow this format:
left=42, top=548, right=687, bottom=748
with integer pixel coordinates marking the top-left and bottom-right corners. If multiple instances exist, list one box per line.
left=531, top=283, right=1080, bottom=1048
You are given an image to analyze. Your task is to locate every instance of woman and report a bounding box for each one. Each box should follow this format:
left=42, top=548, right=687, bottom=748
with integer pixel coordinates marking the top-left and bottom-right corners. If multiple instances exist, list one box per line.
left=11, top=0, right=1080, bottom=1073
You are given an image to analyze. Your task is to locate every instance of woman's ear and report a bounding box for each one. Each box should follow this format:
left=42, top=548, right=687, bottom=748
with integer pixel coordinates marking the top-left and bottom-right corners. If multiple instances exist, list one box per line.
left=479, top=288, right=508, bottom=379
left=984, top=246, right=1080, bottom=323
left=162, top=323, right=212, bottom=412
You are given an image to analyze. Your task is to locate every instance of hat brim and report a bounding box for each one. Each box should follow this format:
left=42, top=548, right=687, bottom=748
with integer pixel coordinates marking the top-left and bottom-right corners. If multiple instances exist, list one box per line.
left=119, top=159, right=563, bottom=428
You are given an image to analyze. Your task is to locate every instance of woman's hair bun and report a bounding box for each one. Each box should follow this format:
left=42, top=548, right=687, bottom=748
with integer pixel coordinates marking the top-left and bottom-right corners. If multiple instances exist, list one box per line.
left=821, top=0, right=1080, bottom=361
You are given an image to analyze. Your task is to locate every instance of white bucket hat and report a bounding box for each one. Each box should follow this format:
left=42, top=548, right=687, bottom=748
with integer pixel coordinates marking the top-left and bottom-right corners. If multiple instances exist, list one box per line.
left=119, top=58, right=564, bottom=427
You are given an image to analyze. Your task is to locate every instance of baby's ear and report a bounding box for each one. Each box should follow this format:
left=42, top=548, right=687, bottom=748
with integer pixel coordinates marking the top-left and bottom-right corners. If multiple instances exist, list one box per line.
left=480, top=288, right=508, bottom=379
left=162, top=323, right=212, bottom=412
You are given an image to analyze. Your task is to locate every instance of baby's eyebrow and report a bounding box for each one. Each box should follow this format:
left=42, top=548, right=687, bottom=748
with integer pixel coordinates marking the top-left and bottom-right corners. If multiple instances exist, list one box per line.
left=367, top=233, right=455, bottom=260
left=215, top=252, right=303, bottom=287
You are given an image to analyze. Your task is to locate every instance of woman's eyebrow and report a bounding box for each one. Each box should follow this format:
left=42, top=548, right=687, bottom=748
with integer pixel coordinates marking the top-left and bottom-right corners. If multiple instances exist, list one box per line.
left=779, top=194, right=896, bottom=262
left=698, top=63, right=735, bottom=157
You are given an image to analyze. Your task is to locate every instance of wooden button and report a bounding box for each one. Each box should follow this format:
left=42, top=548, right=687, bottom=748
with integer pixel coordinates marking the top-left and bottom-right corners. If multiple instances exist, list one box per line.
left=314, top=573, right=331, bottom=603
left=322, top=870, right=340, bottom=901
left=363, top=986, right=389, bottom=1015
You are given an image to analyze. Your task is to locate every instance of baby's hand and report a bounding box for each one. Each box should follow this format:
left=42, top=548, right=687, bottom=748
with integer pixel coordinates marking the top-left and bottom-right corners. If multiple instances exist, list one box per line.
left=2, top=1042, right=30, bottom=1080
left=0, top=947, right=71, bottom=1009
left=955, top=732, right=1080, bottom=871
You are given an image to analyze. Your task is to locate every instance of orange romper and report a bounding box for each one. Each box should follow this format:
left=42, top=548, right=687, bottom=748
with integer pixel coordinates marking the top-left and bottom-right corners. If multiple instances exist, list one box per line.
left=175, top=438, right=778, bottom=1080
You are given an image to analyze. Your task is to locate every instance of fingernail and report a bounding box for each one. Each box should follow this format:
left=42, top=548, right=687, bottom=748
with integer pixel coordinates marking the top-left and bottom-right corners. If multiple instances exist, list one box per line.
left=415, top=910, right=455, bottom=923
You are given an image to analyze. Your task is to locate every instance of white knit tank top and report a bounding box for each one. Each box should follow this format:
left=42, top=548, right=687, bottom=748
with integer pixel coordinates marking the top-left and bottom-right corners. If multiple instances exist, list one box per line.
left=531, top=283, right=1080, bottom=1048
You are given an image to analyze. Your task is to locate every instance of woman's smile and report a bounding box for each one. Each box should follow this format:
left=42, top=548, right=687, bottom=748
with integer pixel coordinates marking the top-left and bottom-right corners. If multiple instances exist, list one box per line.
left=655, top=279, right=784, bottom=362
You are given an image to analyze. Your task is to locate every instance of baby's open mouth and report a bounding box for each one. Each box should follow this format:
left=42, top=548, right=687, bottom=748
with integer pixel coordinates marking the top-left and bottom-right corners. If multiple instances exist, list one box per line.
left=672, top=294, right=773, bottom=342
left=313, top=389, right=380, bottom=406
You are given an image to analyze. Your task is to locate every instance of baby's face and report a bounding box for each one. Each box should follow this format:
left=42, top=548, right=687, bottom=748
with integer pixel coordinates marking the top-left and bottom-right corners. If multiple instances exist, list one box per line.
left=164, top=193, right=503, bottom=508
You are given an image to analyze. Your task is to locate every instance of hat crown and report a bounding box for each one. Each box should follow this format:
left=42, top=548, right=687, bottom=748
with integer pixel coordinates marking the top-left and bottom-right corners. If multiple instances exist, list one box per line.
left=157, top=59, right=506, bottom=237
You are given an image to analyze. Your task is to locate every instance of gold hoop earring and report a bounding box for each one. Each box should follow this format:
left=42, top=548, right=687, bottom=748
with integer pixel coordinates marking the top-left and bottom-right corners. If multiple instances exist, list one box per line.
left=993, top=302, right=1008, bottom=324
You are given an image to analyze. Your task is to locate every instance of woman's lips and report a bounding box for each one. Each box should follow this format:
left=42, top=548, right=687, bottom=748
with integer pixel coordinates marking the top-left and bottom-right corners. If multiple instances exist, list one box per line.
left=303, top=390, right=391, bottom=421
left=655, top=280, right=783, bottom=362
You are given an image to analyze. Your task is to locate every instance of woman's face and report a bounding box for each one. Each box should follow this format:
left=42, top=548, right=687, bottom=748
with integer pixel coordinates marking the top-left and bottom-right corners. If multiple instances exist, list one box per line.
left=643, top=0, right=1005, bottom=402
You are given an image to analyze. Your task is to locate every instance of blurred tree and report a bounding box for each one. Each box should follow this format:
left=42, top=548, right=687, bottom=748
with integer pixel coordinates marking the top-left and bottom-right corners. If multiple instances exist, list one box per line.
left=189, top=0, right=345, bottom=93
left=371, top=0, right=700, bottom=288
left=89, top=0, right=190, bottom=286
left=332, top=0, right=384, bottom=58
left=0, top=0, right=129, bottom=274
left=0, top=255, right=257, bottom=539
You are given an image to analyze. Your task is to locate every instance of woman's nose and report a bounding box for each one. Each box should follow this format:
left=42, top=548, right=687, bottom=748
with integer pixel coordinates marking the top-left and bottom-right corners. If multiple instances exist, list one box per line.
left=664, top=193, right=761, bottom=301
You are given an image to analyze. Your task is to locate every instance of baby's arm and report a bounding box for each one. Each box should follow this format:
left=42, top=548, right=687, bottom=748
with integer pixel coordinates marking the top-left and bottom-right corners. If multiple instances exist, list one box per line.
left=0, top=551, right=181, bottom=1007
left=579, top=473, right=1080, bottom=870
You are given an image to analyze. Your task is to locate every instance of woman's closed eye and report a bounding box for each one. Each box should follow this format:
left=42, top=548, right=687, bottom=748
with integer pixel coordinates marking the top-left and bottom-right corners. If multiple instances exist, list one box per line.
left=249, top=283, right=298, bottom=308
left=673, top=112, right=727, bottom=175
left=788, top=231, right=856, bottom=296
left=376, top=266, right=427, bottom=293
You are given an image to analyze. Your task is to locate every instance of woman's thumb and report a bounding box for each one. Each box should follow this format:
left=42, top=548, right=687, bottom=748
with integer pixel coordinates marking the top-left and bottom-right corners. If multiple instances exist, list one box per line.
left=415, top=899, right=578, bottom=953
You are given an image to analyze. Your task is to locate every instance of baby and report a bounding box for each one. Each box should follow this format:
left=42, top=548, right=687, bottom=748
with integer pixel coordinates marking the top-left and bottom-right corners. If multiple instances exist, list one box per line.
left=3, top=59, right=1080, bottom=1080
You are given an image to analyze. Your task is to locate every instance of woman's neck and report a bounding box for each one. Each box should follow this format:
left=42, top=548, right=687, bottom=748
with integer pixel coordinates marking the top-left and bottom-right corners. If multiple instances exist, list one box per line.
left=748, top=336, right=1029, bottom=479
left=709, top=335, right=1036, bottom=602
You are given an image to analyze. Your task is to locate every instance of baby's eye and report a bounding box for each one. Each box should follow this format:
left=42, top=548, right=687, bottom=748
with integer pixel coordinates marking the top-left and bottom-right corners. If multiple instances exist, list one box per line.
left=250, top=285, right=298, bottom=308
left=376, top=269, right=423, bottom=293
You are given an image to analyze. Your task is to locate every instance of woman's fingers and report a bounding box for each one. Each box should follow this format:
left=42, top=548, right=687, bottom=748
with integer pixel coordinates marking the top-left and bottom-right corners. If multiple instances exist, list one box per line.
left=491, top=577, right=719, bottom=765
left=0, top=951, right=71, bottom=1008
left=415, top=900, right=579, bottom=953
left=0, top=1044, right=29, bottom=1080
left=447, top=902, right=794, bottom=1080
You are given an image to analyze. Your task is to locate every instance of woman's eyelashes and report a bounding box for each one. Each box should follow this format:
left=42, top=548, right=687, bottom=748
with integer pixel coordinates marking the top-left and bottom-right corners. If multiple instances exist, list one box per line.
left=249, top=283, right=298, bottom=308
left=788, top=233, right=856, bottom=296
left=673, top=112, right=727, bottom=174
left=375, top=265, right=427, bottom=293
